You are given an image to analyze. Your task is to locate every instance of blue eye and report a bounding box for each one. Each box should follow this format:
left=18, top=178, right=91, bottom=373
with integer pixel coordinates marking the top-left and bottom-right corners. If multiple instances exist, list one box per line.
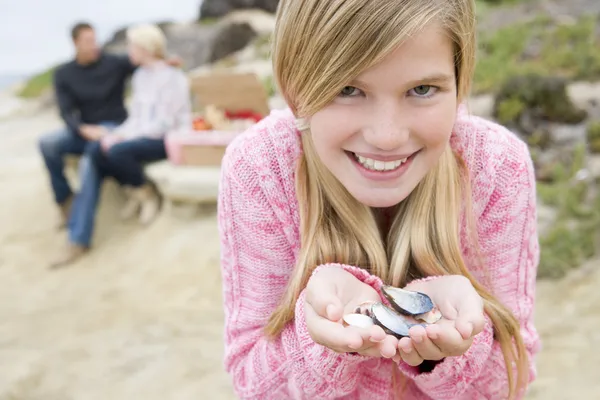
left=340, top=86, right=361, bottom=97
left=410, top=85, right=437, bottom=97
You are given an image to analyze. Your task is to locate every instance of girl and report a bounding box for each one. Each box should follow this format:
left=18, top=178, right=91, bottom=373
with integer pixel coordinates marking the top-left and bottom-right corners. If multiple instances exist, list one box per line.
left=217, top=0, right=540, bottom=399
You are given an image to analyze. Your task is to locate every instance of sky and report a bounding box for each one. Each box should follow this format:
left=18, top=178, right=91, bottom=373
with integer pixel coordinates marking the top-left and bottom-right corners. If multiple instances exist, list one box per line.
left=0, top=0, right=201, bottom=77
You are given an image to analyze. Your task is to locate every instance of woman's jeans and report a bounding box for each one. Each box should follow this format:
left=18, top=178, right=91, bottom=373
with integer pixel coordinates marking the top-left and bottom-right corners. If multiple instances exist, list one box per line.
left=67, top=137, right=167, bottom=247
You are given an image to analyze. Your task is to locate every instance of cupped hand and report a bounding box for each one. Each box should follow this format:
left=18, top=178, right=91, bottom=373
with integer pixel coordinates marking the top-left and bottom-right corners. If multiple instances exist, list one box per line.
left=304, top=266, right=399, bottom=359
left=394, top=275, right=486, bottom=366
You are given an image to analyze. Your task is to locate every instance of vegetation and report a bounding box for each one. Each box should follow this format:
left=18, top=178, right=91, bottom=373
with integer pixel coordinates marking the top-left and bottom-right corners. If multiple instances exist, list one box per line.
left=536, top=144, right=600, bottom=279
left=16, top=67, right=55, bottom=98
left=587, top=121, right=600, bottom=153
left=474, top=14, right=600, bottom=94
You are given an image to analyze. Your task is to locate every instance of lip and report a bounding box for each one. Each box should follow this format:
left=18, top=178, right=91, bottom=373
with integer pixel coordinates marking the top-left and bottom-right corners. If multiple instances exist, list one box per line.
left=352, top=151, right=418, bottom=162
left=347, top=150, right=419, bottom=182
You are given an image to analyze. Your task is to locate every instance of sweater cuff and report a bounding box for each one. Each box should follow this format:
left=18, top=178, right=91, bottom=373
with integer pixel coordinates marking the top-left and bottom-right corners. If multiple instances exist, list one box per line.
left=311, top=263, right=386, bottom=295
left=294, top=288, right=369, bottom=380
left=396, top=316, right=495, bottom=393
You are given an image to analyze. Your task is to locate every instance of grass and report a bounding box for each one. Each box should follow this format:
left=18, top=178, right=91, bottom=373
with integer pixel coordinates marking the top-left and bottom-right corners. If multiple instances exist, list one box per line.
left=474, top=14, right=600, bottom=94
left=536, top=144, right=600, bottom=279
left=16, top=67, right=55, bottom=98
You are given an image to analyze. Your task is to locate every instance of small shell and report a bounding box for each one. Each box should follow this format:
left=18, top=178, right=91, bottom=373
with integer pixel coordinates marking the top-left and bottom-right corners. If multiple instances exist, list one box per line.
left=371, top=303, right=417, bottom=338
left=415, top=307, right=442, bottom=324
left=381, top=285, right=435, bottom=316
left=343, top=313, right=375, bottom=329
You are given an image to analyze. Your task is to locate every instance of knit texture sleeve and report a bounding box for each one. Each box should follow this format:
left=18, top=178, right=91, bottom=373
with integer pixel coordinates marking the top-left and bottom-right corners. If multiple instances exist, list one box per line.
left=396, top=137, right=541, bottom=399
left=218, top=140, right=382, bottom=399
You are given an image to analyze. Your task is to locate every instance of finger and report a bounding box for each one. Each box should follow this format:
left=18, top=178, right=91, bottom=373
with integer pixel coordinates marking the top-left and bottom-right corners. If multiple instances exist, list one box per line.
left=429, top=323, right=469, bottom=357
left=368, top=325, right=387, bottom=343
left=305, top=286, right=344, bottom=322
left=409, top=325, right=444, bottom=361
left=397, top=337, right=423, bottom=366
left=380, top=334, right=399, bottom=358
left=356, top=335, right=398, bottom=359
left=305, top=302, right=365, bottom=350
left=455, top=313, right=486, bottom=339
left=455, top=296, right=485, bottom=339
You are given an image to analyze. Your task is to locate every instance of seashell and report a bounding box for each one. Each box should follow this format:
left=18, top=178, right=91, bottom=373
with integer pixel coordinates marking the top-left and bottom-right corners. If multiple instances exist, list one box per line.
left=370, top=302, right=421, bottom=338
left=415, top=307, right=443, bottom=324
left=343, top=313, right=375, bottom=329
left=381, top=285, right=436, bottom=316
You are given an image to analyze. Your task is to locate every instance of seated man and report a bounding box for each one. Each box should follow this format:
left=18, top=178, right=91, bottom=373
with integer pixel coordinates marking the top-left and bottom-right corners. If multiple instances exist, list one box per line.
left=39, top=22, right=134, bottom=228
left=51, top=23, right=192, bottom=268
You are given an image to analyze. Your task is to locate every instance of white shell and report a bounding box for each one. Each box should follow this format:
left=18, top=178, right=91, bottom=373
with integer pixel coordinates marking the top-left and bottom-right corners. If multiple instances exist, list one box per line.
left=343, top=313, right=375, bottom=329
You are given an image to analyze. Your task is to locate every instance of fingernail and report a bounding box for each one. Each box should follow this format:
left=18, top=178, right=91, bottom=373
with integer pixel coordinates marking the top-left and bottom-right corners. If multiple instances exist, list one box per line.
left=403, top=347, right=412, bottom=354
left=412, top=335, right=423, bottom=344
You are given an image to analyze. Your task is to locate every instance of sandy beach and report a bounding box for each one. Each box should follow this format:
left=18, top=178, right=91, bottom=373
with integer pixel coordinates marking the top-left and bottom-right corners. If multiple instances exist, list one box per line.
left=1, top=105, right=599, bottom=400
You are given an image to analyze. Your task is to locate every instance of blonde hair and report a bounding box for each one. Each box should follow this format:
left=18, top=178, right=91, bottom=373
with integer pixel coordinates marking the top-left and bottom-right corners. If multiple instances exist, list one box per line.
left=126, top=23, right=167, bottom=59
left=264, top=0, right=529, bottom=398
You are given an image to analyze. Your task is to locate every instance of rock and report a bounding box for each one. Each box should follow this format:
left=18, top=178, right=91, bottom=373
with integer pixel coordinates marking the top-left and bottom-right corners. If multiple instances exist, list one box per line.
left=533, top=147, right=577, bottom=183
left=549, top=123, right=588, bottom=147
left=208, top=22, right=257, bottom=63
left=103, top=20, right=257, bottom=72
left=199, top=0, right=279, bottom=20
left=588, top=154, right=600, bottom=180
left=144, top=160, right=222, bottom=206
left=492, top=74, right=588, bottom=137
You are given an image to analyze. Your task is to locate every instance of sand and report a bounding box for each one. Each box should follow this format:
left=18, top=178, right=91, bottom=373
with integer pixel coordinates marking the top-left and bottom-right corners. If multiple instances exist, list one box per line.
left=1, top=107, right=599, bottom=400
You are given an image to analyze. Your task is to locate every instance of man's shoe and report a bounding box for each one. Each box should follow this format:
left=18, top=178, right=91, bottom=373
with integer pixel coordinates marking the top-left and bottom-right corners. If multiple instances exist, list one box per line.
left=57, top=195, right=74, bottom=230
left=50, top=242, right=88, bottom=269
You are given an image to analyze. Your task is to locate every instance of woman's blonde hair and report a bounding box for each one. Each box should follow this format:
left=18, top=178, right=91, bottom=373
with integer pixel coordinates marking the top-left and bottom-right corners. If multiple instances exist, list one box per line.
left=264, top=0, right=529, bottom=398
left=126, top=23, right=167, bottom=59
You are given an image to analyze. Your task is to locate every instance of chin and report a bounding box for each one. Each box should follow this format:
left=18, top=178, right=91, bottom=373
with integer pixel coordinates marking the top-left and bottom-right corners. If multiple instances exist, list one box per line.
left=349, top=190, right=409, bottom=209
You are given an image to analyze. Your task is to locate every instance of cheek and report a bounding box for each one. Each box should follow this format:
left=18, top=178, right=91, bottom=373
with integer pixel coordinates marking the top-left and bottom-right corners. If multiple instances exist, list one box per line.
left=411, top=101, right=457, bottom=146
left=309, top=108, right=359, bottom=154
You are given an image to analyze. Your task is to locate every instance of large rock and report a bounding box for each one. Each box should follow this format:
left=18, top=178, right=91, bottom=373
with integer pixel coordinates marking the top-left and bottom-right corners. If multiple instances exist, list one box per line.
left=492, top=73, right=588, bottom=131
left=199, top=0, right=279, bottom=20
left=102, top=20, right=257, bottom=72
left=491, top=74, right=592, bottom=183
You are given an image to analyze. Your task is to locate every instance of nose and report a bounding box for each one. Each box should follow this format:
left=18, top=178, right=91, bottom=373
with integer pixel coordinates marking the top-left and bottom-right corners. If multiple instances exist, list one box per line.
left=363, top=104, right=410, bottom=151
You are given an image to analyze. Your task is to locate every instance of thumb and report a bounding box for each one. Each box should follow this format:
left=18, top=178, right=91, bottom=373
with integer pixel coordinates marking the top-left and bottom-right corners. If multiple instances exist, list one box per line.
left=455, top=298, right=485, bottom=339
left=306, top=278, right=344, bottom=322
left=308, top=293, right=344, bottom=322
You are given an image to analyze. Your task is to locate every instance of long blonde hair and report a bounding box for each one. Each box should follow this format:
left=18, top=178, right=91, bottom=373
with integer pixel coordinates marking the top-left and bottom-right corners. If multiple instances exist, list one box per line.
left=265, top=0, right=529, bottom=398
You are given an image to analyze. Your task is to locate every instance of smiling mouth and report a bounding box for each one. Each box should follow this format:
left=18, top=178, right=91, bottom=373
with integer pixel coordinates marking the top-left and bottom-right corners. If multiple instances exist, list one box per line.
left=350, top=152, right=415, bottom=172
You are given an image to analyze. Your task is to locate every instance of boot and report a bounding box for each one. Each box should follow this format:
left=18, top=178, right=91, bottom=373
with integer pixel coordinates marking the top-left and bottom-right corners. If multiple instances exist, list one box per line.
left=50, top=242, right=88, bottom=269
left=119, top=186, right=141, bottom=220
left=57, top=195, right=74, bottom=230
left=131, top=184, right=161, bottom=225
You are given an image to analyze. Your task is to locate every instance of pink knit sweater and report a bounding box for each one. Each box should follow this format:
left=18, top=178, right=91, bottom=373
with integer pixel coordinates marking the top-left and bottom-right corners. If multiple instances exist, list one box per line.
left=217, top=105, right=541, bottom=399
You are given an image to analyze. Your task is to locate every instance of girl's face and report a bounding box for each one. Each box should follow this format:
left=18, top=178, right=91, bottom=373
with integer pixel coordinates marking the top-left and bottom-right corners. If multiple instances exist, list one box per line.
left=308, top=23, right=459, bottom=208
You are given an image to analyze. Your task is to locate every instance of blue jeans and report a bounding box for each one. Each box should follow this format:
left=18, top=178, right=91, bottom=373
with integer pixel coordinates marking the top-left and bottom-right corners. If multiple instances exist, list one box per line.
left=38, top=122, right=119, bottom=204
left=91, top=137, right=167, bottom=187
left=69, top=137, right=167, bottom=247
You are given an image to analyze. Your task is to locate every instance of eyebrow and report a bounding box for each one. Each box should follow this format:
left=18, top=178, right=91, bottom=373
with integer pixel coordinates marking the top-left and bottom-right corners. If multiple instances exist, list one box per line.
left=351, top=73, right=455, bottom=89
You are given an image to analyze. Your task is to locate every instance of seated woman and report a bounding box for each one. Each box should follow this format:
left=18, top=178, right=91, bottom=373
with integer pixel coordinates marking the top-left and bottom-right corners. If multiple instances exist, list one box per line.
left=51, top=23, right=192, bottom=268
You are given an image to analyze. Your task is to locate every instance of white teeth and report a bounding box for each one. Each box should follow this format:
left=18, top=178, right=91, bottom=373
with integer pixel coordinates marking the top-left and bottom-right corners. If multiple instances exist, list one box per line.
left=355, top=154, right=408, bottom=171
